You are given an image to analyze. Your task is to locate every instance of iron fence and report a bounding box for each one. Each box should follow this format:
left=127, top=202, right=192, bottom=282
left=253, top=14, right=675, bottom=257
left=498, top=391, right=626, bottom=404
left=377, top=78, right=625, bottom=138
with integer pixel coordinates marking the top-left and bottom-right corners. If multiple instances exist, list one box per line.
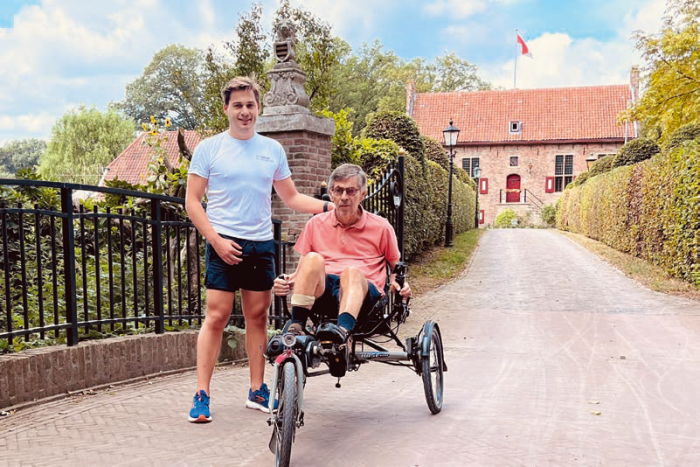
left=0, top=179, right=287, bottom=350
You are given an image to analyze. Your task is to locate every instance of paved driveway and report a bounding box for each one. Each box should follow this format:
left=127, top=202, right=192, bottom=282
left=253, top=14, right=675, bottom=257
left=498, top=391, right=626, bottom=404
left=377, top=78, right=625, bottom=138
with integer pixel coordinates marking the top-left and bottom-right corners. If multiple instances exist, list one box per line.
left=2, top=229, right=699, bottom=466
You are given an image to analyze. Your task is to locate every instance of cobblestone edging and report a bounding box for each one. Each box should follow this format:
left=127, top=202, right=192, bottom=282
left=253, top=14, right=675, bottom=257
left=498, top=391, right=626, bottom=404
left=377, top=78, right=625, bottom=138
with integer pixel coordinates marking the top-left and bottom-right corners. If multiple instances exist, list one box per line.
left=0, top=330, right=246, bottom=410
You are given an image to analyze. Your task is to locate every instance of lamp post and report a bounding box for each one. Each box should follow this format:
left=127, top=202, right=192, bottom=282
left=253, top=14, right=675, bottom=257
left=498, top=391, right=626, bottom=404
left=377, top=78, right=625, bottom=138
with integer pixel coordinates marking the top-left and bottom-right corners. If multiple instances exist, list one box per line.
left=473, top=166, right=482, bottom=229
left=586, top=153, right=597, bottom=171
left=443, top=119, right=460, bottom=247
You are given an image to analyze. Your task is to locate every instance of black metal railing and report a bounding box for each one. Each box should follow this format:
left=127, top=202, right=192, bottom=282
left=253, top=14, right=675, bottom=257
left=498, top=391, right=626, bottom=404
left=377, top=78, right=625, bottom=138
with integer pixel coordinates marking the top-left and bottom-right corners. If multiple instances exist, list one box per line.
left=498, top=188, right=544, bottom=212
left=0, top=179, right=286, bottom=349
left=363, top=157, right=405, bottom=259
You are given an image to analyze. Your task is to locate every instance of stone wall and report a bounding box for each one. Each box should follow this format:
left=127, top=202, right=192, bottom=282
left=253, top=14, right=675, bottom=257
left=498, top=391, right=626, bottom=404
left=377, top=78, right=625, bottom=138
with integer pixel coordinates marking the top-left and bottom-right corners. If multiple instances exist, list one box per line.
left=0, top=330, right=246, bottom=410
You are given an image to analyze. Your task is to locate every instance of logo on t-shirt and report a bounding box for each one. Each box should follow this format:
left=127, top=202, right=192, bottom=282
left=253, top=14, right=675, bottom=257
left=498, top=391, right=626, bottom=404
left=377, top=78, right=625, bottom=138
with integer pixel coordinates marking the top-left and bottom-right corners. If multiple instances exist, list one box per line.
left=255, top=154, right=274, bottom=163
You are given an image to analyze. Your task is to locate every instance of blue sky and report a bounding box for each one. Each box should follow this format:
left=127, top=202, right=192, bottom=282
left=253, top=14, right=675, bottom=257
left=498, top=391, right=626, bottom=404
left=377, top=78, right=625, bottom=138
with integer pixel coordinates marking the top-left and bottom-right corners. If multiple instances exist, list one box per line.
left=0, top=0, right=666, bottom=144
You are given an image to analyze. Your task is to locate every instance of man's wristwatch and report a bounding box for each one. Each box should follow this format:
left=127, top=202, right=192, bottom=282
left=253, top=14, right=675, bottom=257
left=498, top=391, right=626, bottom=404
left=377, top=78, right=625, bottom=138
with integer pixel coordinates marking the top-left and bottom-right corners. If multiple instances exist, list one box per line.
left=323, top=201, right=329, bottom=212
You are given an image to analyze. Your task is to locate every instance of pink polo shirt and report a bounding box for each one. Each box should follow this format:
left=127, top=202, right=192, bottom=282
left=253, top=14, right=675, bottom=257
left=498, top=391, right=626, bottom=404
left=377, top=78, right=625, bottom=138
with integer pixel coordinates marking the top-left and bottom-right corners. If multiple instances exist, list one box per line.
left=294, top=208, right=401, bottom=294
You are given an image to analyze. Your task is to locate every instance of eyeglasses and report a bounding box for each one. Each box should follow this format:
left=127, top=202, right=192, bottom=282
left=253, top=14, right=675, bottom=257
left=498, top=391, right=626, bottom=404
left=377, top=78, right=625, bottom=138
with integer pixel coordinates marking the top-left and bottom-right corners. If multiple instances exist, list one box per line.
left=331, top=186, right=360, bottom=197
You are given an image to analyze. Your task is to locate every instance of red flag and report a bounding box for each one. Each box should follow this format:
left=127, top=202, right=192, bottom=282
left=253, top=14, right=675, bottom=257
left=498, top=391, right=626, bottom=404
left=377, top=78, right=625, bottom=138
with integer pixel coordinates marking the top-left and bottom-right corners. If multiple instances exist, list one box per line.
left=517, top=33, right=533, bottom=58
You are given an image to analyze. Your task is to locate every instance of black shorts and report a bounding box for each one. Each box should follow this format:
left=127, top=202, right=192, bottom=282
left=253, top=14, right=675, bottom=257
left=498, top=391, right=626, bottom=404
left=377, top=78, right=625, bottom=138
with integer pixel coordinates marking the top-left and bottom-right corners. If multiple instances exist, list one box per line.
left=204, top=235, right=276, bottom=292
left=310, top=274, right=384, bottom=320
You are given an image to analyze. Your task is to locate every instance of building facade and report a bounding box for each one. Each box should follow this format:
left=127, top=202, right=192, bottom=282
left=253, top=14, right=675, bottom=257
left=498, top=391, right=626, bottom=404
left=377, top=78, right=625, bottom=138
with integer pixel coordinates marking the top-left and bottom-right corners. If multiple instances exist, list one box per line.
left=409, top=73, right=638, bottom=227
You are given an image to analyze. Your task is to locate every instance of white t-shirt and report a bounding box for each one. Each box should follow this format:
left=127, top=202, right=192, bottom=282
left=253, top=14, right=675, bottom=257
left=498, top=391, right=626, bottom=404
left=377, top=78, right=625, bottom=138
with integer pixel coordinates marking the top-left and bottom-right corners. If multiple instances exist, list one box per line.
left=188, top=132, right=292, bottom=241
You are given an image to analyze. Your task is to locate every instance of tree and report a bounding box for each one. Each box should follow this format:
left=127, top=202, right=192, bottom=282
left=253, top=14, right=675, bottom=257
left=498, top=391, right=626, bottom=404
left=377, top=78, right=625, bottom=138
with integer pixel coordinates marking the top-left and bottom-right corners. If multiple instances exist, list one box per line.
left=330, top=41, right=401, bottom=134
left=201, top=3, right=270, bottom=133
left=329, top=43, right=491, bottom=134
left=114, top=44, right=205, bottom=130
left=38, top=106, right=135, bottom=185
left=623, top=0, right=700, bottom=142
left=0, top=139, right=46, bottom=177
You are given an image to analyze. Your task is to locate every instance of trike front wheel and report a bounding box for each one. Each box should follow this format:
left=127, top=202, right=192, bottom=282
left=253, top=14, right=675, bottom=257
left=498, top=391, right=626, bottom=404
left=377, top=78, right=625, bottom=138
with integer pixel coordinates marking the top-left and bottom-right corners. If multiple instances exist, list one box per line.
left=275, top=361, right=298, bottom=467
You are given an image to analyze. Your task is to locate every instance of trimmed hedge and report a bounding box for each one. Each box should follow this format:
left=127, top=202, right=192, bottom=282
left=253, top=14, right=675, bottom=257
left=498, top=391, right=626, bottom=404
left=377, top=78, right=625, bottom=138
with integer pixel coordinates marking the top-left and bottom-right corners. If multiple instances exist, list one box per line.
left=557, top=140, right=700, bottom=285
left=613, top=138, right=660, bottom=168
left=364, top=111, right=425, bottom=161
left=589, top=154, right=615, bottom=176
left=422, top=136, right=449, bottom=171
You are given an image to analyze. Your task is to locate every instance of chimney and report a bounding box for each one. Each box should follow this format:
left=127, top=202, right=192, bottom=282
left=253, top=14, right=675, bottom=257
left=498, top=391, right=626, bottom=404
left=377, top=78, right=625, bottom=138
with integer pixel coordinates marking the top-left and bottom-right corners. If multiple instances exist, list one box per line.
left=405, top=80, right=416, bottom=116
left=629, top=66, right=640, bottom=102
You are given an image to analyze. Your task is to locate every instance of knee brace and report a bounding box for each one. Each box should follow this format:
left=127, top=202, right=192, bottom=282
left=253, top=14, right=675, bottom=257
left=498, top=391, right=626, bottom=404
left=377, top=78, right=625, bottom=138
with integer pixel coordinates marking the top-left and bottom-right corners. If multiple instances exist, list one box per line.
left=291, top=294, right=315, bottom=307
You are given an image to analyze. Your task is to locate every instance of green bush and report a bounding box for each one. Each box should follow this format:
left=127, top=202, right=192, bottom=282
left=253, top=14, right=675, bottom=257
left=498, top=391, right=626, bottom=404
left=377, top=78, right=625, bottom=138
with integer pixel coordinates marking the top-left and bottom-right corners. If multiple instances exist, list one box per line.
left=422, top=136, right=448, bottom=171
left=589, top=155, right=615, bottom=176
left=494, top=209, right=519, bottom=228
left=613, top=138, right=660, bottom=168
left=364, top=111, right=425, bottom=160
left=663, top=123, right=700, bottom=153
left=541, top=204, right=556, bottom=226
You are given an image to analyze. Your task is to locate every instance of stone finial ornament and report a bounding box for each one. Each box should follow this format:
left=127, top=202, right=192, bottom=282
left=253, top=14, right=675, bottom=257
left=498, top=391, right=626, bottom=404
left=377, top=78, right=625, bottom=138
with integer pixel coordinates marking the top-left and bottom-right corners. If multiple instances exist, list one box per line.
left=273, top=19, right=297, bottom=64
left=264, top=18, right=310, bottom=112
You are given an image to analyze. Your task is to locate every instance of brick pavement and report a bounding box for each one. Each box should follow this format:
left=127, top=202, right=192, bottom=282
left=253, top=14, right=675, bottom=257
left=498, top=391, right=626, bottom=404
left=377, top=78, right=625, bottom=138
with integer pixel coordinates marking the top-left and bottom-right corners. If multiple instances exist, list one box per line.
left=2, top=229, right=700, bottom=466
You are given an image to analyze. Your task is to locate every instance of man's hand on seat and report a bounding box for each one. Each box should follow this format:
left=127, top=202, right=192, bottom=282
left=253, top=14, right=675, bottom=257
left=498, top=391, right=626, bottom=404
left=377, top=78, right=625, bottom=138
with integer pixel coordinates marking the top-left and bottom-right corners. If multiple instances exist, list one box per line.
left=273, top=274, right=295, bottom=297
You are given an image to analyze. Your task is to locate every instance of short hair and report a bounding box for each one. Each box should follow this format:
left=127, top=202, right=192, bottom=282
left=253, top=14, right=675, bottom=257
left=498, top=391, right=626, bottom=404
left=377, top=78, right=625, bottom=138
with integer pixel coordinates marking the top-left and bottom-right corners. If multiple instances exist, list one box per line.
left=329, top=164, right=368, bottom=193
left=221, top=76, right=261, bottom=106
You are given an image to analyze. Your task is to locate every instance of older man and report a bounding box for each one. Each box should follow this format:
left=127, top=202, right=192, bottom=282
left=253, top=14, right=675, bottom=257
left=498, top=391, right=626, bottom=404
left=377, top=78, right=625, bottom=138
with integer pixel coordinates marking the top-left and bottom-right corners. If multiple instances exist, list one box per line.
left=273, top=164, right=411, bottom=373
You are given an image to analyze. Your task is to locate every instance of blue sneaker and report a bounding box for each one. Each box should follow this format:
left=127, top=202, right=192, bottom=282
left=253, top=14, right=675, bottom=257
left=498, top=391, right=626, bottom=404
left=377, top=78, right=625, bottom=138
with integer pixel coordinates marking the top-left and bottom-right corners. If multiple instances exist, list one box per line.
left=246, top=383, right=278, bottom=413
left=188, top=390, right=212, bottom=423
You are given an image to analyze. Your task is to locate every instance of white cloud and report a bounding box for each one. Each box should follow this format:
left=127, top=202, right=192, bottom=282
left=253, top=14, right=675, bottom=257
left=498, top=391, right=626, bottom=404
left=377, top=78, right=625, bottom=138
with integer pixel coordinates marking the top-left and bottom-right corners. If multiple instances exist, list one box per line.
left=0, top=0, right=238, bottom=142
left=479, top=0, right=666, bottom=89
left=423, top=0, right=488, bottom=18
left=0, top=112, right=56, bottom=134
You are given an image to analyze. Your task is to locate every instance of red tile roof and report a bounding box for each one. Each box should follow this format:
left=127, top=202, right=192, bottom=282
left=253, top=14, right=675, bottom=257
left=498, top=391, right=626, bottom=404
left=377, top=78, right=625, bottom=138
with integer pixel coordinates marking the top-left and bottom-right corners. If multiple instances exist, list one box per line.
left=102, top=130, right=202, bottom=186
left=411, top=85, right=633, bottom=144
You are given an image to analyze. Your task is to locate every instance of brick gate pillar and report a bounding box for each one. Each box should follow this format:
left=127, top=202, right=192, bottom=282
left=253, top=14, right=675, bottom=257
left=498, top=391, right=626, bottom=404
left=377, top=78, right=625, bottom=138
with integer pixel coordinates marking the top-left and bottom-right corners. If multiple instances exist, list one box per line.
left=256, top=113, right=334, bottom=244
left=255, top=18, right=335, bottom=274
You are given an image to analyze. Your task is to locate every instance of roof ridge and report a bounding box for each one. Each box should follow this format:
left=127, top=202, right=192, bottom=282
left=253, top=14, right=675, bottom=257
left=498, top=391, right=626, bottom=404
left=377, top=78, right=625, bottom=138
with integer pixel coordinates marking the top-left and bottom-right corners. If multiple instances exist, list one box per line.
left=415, top=83, right=628, bottom=97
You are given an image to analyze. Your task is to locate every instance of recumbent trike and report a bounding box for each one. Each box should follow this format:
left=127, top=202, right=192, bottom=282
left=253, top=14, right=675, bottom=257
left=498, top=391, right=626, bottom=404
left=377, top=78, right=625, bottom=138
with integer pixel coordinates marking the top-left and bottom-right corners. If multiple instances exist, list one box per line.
left=265, top=261, right=446, bottom=466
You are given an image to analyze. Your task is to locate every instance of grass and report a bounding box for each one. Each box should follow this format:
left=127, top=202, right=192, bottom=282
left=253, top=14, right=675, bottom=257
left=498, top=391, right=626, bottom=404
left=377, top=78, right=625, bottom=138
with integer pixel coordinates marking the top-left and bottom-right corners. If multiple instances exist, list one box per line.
left=559, top=230, right=700, bottom=301
left=408, top=229, right=484, bottom=296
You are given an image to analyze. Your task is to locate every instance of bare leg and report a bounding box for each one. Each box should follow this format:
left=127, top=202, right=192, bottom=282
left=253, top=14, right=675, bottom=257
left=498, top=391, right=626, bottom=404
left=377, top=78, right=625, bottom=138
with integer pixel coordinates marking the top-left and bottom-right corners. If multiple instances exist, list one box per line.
left=338, top=266, right=369, bottom=320
left=240, top=289, right=272, bottom=391
left=196, top=289, right=235, bottom=394
left=294, top=252, right=326, bottom=298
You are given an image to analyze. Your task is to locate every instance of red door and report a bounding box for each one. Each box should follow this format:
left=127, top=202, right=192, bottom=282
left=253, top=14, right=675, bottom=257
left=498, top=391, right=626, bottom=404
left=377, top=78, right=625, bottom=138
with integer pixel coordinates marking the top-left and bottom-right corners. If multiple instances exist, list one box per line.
left=506, top=174, right=521, bottom=203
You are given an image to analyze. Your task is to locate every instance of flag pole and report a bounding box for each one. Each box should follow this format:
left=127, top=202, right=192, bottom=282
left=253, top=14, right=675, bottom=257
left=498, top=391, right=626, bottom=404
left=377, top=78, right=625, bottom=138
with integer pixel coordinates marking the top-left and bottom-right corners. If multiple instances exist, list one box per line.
left=514, top=29, right=518, bottom=89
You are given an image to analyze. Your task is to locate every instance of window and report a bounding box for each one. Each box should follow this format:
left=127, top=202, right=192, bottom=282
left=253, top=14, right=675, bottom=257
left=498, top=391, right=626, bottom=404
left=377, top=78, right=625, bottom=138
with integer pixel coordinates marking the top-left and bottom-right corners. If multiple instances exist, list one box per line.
left=554, top=155, right=574, bottom=192
left=461, top=157, right=480, bottom=179
left=509, top=121, right=522, bottom=133
left=509, top=156, right=519, bottom=167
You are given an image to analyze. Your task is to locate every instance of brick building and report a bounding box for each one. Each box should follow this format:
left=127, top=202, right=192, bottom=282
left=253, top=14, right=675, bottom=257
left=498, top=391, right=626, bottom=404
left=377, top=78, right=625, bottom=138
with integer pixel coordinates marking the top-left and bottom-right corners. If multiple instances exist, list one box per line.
left=408, top=73, right=638, bottom=227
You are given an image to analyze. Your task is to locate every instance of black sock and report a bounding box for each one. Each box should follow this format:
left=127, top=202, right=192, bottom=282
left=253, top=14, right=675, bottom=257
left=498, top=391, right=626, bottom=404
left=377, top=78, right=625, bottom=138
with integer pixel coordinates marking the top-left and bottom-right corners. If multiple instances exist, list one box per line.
left=291, top=306, right=310, bottom=326
left=337, top=312, right=356, bottom=333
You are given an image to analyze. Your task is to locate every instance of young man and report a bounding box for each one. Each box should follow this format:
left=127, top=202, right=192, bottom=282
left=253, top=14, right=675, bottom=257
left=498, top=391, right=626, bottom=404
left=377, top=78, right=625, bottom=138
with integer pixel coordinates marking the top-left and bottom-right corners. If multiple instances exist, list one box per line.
left=273, top=164, right=411, bottom=374
left=185, top=77, right=333, bottom=422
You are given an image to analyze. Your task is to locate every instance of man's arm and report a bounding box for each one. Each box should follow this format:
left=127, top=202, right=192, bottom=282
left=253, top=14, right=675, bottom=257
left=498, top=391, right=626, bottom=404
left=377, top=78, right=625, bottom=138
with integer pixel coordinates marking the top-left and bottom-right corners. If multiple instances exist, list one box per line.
left=185, top=173, right=242, bottom=265
left=273, top=177, right=335, bottom=213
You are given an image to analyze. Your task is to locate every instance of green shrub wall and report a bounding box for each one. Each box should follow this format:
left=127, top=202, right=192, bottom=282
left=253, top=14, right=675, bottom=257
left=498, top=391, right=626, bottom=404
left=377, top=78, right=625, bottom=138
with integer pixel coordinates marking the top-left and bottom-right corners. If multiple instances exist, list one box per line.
left=557, top=140, right=700, bottom=285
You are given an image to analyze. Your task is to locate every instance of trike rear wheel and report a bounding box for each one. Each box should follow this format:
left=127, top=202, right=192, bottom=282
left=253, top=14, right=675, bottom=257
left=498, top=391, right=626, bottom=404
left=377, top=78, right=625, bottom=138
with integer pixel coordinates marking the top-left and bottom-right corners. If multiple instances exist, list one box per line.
left=275, top=361, right=298, bottom=467
left=421, top=324, right=444, bottom=414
